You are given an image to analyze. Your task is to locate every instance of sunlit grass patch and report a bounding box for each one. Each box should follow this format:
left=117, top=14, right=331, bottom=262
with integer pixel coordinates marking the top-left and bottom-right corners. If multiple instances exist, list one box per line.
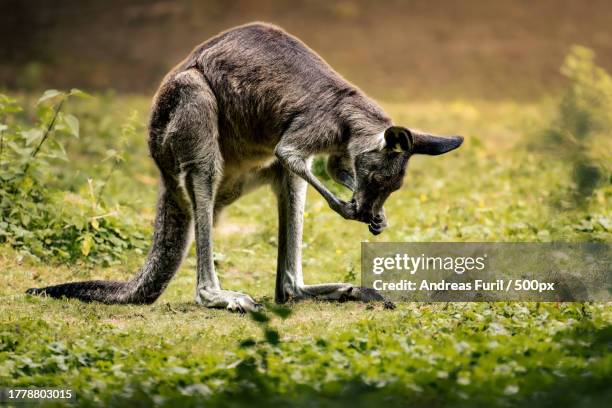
left=0, top=71, right=610, bottom=406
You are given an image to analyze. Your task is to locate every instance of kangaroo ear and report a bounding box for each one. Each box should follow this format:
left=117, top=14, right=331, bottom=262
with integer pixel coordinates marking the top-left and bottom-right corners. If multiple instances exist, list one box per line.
left=411, top=132, right=464, bottom=155
left=384, top=126, right=413, bottom=153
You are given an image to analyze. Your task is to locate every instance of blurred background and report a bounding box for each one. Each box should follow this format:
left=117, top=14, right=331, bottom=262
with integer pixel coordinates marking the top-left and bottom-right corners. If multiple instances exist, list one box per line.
left=2, top=0, right=612, bottom=100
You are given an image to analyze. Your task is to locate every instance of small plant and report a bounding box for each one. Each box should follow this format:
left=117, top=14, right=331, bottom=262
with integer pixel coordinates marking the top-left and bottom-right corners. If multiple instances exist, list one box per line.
left=225, top=303, right=293, bottom=393
left=241, top=302, right=292, bottom=348
left=0, top=90, right=147, bottom=264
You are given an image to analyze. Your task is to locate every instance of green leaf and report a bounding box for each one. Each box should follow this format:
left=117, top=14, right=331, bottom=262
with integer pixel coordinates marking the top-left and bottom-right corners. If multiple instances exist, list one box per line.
left=63, top=114, right=79, bottom=138
left=597, top=216, right=611, bottom=231
left=20, top=213, right=31, bottom=226
left=42, top=141, right=69, bottom=162
left=69, top=88, right=92, bottom=99
left=54, top=140, right=68, bottom=161
left=36, top=89, right=64, bottom=106
left=22, top=129, right=43, bottom=145
left=7, top=141, right=33, bottom=156
left=80, top=234, right=93, bottom=256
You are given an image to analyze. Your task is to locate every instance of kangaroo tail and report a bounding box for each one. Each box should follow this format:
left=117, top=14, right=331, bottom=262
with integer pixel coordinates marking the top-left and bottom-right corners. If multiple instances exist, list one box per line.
left=26, top=183, right=192, bottom=304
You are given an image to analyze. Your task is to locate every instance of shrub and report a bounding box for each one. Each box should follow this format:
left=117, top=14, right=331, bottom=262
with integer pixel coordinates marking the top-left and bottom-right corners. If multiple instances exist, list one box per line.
left=0, top=90, right=147, bottom=264
left=543, top=46, right=612, bottom=203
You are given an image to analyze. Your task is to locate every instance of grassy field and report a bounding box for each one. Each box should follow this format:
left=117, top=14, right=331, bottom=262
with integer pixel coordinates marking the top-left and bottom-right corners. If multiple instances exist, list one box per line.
left=1, top=47, right=611, bottom=406
left=0, top=91, right=610, bottom=406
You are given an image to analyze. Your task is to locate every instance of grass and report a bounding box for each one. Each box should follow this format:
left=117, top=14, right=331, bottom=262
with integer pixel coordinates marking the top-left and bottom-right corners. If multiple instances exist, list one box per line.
left=0, top=95, right=610, bottom=407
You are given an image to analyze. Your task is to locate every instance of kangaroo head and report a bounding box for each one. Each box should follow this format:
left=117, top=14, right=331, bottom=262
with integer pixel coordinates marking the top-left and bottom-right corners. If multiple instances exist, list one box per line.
left=328, top=126, right=463, bottom=227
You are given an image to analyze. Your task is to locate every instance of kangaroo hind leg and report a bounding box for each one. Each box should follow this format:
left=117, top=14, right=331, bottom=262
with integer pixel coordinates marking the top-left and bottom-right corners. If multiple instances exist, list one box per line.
left=169, top=70, right=260, bottom=313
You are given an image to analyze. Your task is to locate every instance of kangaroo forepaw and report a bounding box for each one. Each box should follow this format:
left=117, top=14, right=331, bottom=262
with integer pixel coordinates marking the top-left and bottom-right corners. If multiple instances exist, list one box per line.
left=196, top=288, right=261, bottom=313
left=368, top=213, right=388, bottom=235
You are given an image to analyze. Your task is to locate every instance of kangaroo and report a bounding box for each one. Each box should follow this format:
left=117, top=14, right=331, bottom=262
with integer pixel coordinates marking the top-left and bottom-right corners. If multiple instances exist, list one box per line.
left=27, top=23, right=463, bottom=312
